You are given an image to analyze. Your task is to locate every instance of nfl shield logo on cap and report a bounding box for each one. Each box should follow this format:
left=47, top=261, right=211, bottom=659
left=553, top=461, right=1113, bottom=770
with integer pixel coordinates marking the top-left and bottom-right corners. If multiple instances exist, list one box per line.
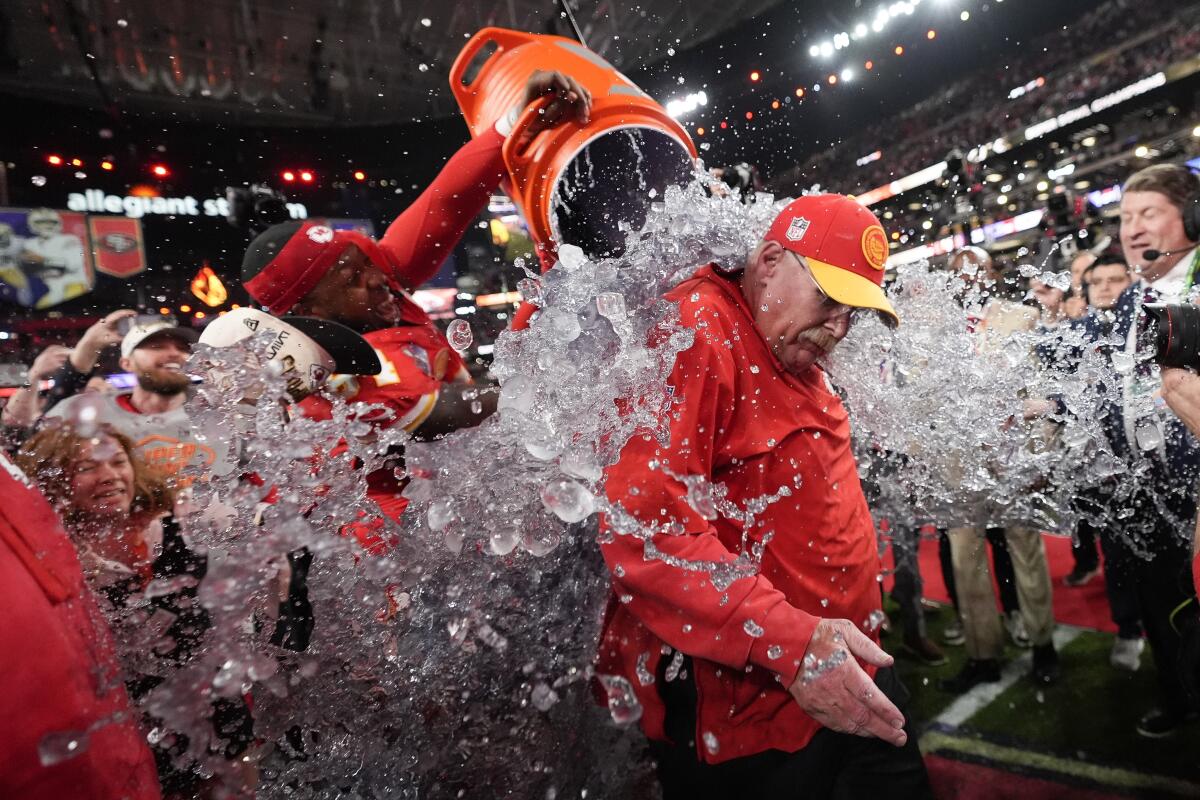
left=785, top=217, right=811, bottom=241
left=306, top=225, right=334, bottom=244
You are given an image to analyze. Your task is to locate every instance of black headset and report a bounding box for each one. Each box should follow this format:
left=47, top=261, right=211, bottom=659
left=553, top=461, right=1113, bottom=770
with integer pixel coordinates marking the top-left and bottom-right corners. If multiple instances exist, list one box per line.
left=1184, top=191, right=1200, bottom=243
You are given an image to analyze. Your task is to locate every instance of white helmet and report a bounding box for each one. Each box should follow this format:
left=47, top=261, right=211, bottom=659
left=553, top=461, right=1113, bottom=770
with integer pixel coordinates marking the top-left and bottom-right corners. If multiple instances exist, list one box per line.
left=198, top=307, right=379, bottom=402
left=27, top=208, right=62, bottom=237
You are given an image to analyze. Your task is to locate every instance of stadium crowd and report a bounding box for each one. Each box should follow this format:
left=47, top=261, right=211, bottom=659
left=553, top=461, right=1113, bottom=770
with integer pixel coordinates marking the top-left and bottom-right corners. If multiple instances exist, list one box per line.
left=774, top=0, right=1200, bottom=198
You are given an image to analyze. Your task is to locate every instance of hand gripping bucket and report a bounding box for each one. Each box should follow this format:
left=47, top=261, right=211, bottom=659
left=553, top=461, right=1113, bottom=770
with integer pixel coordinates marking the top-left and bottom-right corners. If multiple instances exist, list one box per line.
left=450, top=28, right=698, bottom=261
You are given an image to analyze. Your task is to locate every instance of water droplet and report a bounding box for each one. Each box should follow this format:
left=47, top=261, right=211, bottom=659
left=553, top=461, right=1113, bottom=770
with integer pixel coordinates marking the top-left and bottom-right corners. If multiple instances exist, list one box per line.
left=446, top=319, right=473, bottom=352
left=38, top=730, right=88, bottom=766
left=539, top=479, right=595, bottom=523
left=531, top=682, right=559, bottom=711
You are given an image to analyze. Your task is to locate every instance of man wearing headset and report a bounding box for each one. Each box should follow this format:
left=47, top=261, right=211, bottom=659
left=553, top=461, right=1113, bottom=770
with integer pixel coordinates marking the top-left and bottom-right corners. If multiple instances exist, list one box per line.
left=1120, top=163, right=1200, bottom=299
left=1099, top=163, right=1200, bottom=737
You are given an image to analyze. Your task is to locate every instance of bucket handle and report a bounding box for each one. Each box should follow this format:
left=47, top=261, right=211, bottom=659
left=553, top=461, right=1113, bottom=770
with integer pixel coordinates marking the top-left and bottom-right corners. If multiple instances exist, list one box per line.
left=500, top=95, right=556, bottom=174
left=449, top=27, right=539, bottom=124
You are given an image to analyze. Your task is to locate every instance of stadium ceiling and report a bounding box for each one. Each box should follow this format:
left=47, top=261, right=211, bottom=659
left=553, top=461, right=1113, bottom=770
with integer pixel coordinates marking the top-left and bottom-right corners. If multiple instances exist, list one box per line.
left=0, top=0, right=783, bottom=125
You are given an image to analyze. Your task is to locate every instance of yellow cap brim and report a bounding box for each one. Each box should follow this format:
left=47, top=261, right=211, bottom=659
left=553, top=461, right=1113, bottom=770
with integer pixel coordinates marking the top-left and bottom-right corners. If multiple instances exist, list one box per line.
left=806, top=257, right=899, bottom=327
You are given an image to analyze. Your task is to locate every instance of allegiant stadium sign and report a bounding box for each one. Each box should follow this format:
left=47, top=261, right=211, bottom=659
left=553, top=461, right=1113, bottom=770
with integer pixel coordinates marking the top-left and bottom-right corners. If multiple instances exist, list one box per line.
left=66, top=189, right=308, bottom=221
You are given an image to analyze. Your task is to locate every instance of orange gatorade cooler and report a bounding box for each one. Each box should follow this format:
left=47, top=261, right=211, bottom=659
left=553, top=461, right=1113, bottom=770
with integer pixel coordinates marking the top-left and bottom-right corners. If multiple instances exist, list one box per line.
left=450, top=28, right=697, bottom=260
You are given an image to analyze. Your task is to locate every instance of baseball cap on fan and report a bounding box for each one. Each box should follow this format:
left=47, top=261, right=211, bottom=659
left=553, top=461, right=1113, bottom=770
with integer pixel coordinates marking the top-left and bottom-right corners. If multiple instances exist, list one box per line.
left=764, top=194, right=899, bottom=326
left=120, top=318, right=199, bottom=358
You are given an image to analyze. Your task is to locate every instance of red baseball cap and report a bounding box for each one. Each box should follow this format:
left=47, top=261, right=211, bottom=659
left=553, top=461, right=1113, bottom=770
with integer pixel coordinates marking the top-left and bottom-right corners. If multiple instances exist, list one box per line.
left=764, top=194, right=898, bottom=326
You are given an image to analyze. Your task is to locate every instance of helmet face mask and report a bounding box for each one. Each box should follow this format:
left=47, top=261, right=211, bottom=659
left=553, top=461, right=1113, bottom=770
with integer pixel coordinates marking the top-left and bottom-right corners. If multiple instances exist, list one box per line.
left=27, top=209, right=62, bottom=237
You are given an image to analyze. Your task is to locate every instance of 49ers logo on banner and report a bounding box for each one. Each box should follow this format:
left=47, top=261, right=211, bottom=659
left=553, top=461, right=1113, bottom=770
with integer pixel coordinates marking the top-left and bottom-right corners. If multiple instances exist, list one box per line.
left=89, top=217, right=147, bottom=278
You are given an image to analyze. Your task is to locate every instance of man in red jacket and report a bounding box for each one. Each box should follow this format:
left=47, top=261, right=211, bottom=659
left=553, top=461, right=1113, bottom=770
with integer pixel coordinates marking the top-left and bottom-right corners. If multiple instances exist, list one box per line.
left=0, top=452, right=161, bottom=800
left=597, top=195, right=931, bottom=797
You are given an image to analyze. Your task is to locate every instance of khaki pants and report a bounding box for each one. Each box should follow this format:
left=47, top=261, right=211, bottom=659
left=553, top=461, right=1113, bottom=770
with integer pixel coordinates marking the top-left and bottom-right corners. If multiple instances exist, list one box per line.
left=947, top=526, right=1055, bottom=659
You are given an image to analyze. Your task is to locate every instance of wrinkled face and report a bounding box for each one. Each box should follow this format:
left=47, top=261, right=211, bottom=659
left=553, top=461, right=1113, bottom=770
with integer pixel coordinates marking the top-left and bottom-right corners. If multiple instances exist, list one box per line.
left=1120, top=190, right=1189, bottom=267
left=1086, top=262, right=1132, bottom=309
left=69, top=435, right=134, bottom=517
left=121, top=334, right=192, bottom=395
left=299, top=244, right=401, bottom=332
left=1030, top=280, right=1064, bottom=314
left=745, top=243, right=853, bottom=377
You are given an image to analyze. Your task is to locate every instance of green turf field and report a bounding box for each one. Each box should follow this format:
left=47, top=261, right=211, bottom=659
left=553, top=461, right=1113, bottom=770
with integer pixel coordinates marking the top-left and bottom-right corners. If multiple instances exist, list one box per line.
left=882, top=598, right=1200, bottom=795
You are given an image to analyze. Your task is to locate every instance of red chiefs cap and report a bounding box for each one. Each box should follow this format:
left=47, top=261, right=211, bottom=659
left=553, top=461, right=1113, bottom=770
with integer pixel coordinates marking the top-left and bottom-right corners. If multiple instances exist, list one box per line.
left=764, top=194, right=898, bottom=326
left=242, top=220, right=392, bottom=315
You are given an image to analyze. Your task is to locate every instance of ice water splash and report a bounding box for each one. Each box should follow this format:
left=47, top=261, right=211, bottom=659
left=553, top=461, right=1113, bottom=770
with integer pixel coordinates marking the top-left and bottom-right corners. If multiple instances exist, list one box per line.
left=50, top=178, right=794, bottom=798
left=828, top=261, right=1198, bottom=548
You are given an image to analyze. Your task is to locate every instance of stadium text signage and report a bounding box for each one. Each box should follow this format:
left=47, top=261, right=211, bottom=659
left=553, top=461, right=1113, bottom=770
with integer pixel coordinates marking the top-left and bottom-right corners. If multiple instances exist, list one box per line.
left=858, top=71, right=1169, bottom=207
left=1023, top=72, right=1167, bottom=141
left=66, top=189, right=308, bottom=221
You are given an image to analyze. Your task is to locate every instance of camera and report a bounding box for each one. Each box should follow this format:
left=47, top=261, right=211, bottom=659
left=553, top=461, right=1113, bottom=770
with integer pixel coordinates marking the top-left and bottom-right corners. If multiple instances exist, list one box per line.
left=225, top=184, right=291, bottom=237
left=1144, top=303, right=1200, bottom=369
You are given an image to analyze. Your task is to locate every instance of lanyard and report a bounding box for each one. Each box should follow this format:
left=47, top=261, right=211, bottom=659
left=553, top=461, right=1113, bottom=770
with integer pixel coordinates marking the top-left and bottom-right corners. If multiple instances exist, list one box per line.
left=1185, top=247, right=1200, bottom=292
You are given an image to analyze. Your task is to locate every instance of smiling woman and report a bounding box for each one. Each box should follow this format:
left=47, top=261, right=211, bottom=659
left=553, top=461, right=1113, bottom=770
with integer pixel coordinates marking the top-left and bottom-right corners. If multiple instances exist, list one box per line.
left=14, top=424, right=173, bottom=581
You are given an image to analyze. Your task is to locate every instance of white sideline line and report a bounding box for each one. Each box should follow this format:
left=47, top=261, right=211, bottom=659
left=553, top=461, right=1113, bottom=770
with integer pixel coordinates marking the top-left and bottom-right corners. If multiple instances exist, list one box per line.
left=935, top=626, right=1083, bottom=729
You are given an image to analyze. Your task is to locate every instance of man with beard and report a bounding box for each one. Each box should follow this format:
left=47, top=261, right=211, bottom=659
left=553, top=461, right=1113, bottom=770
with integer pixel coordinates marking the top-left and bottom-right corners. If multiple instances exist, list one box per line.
left=596, top=195, right=931, bottom=797
left=46, top=319, right=218, bottom=491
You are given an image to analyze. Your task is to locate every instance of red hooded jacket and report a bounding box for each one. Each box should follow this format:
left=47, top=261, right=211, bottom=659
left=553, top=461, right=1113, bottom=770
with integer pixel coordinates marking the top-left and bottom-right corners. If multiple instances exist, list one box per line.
left=0, top=454, right=161, bottom=800
left=597, top=265, right=883, bottom=764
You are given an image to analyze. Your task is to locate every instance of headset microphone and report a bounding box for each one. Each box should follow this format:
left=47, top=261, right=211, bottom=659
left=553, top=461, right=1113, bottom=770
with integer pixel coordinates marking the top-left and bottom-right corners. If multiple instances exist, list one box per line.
left=1143, top=247, right=1192, bottom=261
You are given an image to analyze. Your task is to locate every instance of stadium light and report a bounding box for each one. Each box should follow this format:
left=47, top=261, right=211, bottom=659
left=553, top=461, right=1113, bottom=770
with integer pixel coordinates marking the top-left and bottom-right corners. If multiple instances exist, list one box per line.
left=840, top=68, right=854, bottom=82
left=665, top=90, right=707, bottom=118
left=151, top=163, right=170, bottom=178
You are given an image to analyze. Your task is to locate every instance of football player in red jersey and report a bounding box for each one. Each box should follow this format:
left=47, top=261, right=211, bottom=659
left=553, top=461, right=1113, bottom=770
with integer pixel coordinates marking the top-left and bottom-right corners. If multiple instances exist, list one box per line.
left=240, top=71, right=591, bottom=524
left=242, top=70, right=590, bottom=439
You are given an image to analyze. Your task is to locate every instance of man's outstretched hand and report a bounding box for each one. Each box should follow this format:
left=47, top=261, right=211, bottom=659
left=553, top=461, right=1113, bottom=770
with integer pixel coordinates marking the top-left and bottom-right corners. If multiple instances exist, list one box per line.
left=787, top=618, right=908, bottom=747
left=521, top=70, right=592, bottom=132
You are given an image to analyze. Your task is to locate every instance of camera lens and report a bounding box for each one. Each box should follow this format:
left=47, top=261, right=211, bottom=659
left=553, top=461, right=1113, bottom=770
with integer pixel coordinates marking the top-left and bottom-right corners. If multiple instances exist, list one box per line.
left=1145, top=304, right=1200, bottom=368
